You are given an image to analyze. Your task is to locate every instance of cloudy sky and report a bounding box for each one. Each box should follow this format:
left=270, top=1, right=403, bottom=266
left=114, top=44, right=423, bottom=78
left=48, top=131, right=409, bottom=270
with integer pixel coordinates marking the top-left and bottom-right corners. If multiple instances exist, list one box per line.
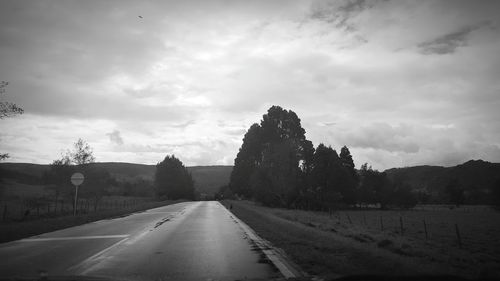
left=1, top=0, right=499, bottom=170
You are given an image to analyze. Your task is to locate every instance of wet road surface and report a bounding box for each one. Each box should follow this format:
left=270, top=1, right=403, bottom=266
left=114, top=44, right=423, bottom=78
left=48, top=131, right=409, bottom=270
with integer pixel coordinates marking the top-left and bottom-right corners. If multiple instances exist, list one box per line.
left=0, top=201, right=278, bottom=280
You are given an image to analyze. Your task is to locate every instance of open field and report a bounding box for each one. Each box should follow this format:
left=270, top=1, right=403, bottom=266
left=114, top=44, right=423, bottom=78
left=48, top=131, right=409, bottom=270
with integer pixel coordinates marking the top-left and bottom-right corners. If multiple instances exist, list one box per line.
left=225, top=200, right=500, bottom=279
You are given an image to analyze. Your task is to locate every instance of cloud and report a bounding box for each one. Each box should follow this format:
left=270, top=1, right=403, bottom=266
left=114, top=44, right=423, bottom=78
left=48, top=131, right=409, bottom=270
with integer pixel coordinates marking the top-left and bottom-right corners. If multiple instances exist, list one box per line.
left=336, top=123, right=420, bottom=153
left=1, top=0, right=500, bottom=170
left=417, top=22, right=491, bottom=55
left=308, top=0, right=375, bottom=29
left=107, top=130, right=124, bottom=145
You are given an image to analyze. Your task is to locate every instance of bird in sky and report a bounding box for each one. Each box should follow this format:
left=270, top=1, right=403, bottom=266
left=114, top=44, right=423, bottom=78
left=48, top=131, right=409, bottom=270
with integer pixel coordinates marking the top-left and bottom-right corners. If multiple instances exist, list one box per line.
left=138, top=15, right=143, bottom=19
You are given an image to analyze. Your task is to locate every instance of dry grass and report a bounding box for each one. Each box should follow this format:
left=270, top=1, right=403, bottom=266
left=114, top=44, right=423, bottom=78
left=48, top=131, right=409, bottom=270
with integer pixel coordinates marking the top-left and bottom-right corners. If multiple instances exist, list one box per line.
left=225, top=200, right=500, bottom=280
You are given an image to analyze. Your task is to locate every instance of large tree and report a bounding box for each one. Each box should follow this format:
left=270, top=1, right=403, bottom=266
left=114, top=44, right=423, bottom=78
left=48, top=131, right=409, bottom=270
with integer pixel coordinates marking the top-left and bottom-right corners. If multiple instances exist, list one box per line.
left=1, top=81, right=24, bottom=160
left=229, top=123, right=263, bottom=198
left=252, top=140, right=303, bottom=207
left=357, top=163, right=376, bottom=206
left=308, top=144, right=343, bottom=210
left=338, top=146, right=358, bottom=204
left=155, top=155, right=195, bottom=200
left=230, top=106, right=314, bottom=207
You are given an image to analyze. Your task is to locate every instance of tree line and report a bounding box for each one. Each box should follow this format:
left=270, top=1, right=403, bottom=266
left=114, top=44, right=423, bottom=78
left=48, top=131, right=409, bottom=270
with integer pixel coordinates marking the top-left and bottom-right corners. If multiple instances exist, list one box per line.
left=7, top=139, right=195, bottom=213
left=43, top=139, right=121, bottom=212
left=225, top=106, right=417, bottom=210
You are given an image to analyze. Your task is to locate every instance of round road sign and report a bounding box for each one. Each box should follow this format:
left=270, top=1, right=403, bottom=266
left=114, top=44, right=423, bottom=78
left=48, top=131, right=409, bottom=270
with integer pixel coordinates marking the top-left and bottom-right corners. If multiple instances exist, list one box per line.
left=71, top=172, right=85, bottom=186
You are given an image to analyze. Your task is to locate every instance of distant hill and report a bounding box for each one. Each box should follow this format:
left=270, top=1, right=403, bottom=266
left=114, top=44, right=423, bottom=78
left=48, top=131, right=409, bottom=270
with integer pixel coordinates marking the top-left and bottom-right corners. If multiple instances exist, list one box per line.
left=3, top=160, right=499, bottom=202
left=385, top=160, right=500, bottom=203
left=0, top=162, right=232, bottom=196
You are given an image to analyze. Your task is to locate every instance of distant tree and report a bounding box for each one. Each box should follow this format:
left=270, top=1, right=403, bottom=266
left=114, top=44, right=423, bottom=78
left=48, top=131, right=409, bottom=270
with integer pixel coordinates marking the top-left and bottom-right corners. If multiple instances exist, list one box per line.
left=357, top=163, right=376, bottom=206
left=68, top=138, right=96, bottom=165
left=122, top=177, right=155, bottom=197
left=81, top=166, right=115, bottom=211
left=155, top=155, right=195, bottom=200
left=45, top=138, right=98, bottom=212
left=358, top=167, right=393, bottom=209
left=215, top=185, right=234, bottom=200
left=445, top=178, right=465, bottom=207
left=44, top=157, right=74, bottom=211
left=0, top=81, right=24, bottom=160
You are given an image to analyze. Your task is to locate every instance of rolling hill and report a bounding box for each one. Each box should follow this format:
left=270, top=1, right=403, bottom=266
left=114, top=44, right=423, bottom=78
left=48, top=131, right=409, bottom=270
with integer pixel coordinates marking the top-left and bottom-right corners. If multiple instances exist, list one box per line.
left=0, top=162, right=233, bottom=197
left=385, top=159, right=500, bottom=203
left=2, top=159, right=499, bottom=203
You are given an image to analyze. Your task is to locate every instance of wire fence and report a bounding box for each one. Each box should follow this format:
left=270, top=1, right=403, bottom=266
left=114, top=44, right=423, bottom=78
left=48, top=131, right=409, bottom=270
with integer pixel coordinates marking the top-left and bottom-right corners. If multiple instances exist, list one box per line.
left=1, top=196, right=154, bottom=222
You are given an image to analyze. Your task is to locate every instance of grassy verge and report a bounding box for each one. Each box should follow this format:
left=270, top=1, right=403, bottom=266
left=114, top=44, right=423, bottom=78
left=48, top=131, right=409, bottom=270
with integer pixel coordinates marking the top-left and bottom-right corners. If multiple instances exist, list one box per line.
left=0, top=200, right=183, bottom=243
left=223, top=200, right=496, bottom=280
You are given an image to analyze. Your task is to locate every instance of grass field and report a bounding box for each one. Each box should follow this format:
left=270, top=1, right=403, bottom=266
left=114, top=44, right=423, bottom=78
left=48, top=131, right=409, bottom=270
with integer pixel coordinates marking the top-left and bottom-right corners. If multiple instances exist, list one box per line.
left=225, top=200, right=500, bottom=279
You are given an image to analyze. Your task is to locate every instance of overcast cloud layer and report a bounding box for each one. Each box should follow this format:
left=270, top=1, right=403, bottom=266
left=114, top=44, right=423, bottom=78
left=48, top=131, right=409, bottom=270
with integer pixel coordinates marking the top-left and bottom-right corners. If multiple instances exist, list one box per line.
left=1, top=0, right=499, bottom=170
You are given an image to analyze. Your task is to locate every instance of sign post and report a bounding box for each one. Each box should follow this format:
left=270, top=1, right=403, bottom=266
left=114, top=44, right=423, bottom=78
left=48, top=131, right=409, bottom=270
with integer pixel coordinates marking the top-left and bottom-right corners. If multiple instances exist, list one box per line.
left=71, top=172, right=84, bottom=216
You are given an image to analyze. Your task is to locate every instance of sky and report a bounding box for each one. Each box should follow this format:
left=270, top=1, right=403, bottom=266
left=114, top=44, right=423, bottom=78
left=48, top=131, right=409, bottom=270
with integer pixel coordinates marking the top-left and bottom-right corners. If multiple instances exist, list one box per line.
left=1, top=0, right=499, bottom=170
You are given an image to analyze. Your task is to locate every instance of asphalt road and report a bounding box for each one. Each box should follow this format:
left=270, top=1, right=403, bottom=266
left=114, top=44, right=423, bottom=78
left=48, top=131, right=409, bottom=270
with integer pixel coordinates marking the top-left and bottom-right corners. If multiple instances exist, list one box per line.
left=0, top=201, right=279, bottom=281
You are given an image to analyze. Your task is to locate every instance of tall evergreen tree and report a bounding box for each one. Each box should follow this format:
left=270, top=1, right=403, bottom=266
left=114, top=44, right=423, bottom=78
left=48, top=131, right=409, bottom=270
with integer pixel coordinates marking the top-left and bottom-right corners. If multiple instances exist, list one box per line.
left=357, top=163, right=375, bottom=206
left=229, top=123, right=263, bottom=198
left=229, top=106, right=314, bottom=207
left=253, top=140, right=301, bottom=207
left=339, top=146, right=355, bottom=175
left=309, top=144, right=343, bottom=209
left=338, top=145, right=358, bottom=204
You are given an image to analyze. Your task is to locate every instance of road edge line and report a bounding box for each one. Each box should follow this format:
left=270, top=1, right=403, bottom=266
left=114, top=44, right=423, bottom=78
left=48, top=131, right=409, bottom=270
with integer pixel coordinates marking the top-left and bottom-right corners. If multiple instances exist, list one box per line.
left=66, top=237, right=129, bottom=274
left=218, top=201, right=305, bottom=279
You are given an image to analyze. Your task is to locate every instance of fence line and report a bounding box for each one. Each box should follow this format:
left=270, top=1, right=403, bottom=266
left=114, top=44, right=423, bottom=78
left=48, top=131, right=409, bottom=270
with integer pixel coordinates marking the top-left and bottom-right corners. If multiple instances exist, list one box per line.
left=0, top=197, right=155, bottom=222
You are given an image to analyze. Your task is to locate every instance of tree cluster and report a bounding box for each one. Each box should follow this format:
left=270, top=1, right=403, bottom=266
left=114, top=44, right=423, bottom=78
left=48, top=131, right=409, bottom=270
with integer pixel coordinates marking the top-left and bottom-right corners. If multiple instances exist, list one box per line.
left=44, top=139, right=115, bottom=211
left=357, top=164, right=417, bottom=209
left=155, top=155, right=195, bottom=200
left=229, top=106, right=417, bottom=210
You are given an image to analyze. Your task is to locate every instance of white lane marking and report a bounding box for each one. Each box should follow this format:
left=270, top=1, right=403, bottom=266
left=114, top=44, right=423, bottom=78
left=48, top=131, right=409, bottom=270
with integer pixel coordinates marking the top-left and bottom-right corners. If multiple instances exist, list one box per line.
left=69, top=202, right=202, bottom=274
left=20, top=235, right=129, bottom=242
left=67, top=237, right=129, bottom=273
left=124, top=230, right=150, bottom=245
